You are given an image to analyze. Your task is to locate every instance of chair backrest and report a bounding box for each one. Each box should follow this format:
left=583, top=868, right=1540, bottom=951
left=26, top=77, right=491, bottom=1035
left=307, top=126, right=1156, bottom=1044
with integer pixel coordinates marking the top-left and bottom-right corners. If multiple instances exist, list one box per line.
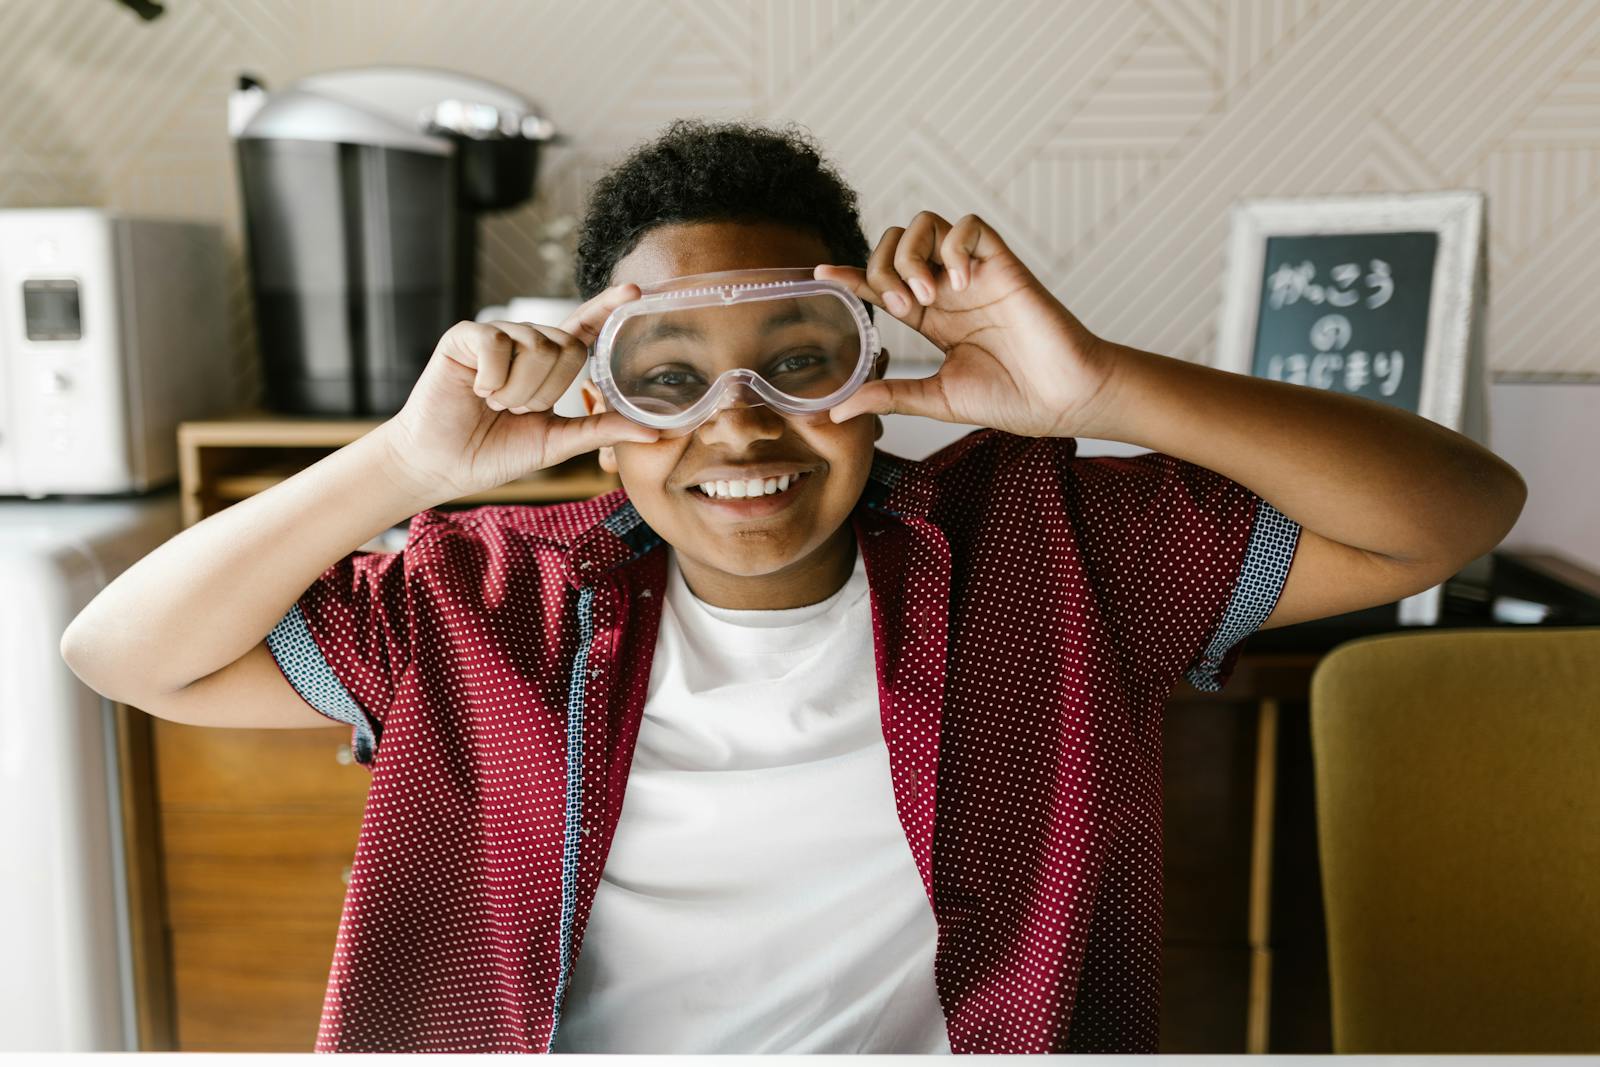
left=1310, top=627, right=1600, bottom=1053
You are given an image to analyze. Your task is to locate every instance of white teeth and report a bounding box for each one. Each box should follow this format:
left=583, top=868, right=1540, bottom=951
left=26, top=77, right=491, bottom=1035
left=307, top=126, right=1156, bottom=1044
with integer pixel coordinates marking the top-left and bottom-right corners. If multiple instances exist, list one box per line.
left=696, top=471, right=806, bottom=499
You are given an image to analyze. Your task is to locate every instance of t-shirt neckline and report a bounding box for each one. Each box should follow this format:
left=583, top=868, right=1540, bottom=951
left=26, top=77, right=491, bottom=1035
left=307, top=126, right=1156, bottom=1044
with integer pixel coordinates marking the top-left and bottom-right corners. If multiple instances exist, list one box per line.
left=662, top=545, right=869, bottom=652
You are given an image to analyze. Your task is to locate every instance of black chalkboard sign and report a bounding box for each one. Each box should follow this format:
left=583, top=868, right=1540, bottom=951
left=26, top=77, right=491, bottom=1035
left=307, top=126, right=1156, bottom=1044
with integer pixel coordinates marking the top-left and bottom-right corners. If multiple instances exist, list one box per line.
left=1217, top=191, right=1487, bottom=628
left=1248, top=231, right=1438, bottom=413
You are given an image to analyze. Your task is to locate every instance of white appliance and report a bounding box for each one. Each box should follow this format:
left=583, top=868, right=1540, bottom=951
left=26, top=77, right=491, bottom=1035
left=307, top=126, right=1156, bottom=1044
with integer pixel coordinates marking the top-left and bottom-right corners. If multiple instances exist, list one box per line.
left=0, top=488, right=181, bottom=1051
left=0, top=209, right=239, bottom=498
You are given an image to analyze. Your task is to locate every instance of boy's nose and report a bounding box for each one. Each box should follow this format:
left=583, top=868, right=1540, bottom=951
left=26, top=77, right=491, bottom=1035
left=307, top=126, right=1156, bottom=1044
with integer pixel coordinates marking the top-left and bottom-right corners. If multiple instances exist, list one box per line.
left=695, top=398, right=785, bottom=447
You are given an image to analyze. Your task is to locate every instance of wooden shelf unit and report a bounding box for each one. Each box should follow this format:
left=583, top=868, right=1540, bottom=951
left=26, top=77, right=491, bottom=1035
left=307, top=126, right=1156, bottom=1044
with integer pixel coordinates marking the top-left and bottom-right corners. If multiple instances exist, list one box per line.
left=176, top=408, right=619, bottom=530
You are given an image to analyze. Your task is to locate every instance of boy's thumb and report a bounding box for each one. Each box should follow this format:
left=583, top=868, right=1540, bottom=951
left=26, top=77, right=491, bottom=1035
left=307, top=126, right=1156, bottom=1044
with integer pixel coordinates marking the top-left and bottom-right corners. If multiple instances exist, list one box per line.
left=542, top=410, right=660, bottom=466
left=830, top=379, right=937, bottom=423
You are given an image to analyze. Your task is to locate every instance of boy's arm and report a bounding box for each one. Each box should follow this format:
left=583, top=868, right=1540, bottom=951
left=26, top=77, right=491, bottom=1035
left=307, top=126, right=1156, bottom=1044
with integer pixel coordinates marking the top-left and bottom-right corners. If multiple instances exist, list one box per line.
left=1074, top=340, right=1528, bottom=629
left=817, top=209, right=1524, bottom=631
left=60, top=423, right=445, bottom=710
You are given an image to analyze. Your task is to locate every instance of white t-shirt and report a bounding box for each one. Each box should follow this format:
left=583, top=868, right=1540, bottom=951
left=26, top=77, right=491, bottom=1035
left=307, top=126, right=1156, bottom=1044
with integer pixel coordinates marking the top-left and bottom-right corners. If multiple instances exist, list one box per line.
left=549, top=543, right=951, bottom=1054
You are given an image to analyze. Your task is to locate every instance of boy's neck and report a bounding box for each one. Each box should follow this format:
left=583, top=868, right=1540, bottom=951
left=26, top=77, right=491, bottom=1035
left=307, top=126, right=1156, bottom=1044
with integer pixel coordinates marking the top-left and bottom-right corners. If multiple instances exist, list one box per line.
left=672, top=525, right=858, bottom=611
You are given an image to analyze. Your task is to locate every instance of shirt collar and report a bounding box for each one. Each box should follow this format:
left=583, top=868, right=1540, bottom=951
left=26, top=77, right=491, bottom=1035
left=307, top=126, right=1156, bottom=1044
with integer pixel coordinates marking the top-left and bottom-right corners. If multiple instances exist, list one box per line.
left=564, top=446, right=930, bottom=588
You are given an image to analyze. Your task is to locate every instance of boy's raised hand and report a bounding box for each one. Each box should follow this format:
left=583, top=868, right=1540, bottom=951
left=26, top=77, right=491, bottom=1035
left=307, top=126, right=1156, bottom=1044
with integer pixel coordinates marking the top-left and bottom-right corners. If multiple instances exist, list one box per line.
left=379, top=283, right=660, bottom=503
left=816, top=212, right=1118, bottom=439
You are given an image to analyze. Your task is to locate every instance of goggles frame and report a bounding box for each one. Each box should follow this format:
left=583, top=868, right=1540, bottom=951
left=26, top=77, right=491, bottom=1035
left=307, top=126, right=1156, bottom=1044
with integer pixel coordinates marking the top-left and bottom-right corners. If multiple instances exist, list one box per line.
left=588, top=267, right=880, bottom=435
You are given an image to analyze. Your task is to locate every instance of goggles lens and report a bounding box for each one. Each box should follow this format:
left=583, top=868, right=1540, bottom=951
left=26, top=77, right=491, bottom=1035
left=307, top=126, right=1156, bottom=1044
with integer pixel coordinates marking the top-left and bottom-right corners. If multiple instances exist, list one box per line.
left=611, top=293, right=863, bottom=414
left=592, top=269, right=878, bottom=430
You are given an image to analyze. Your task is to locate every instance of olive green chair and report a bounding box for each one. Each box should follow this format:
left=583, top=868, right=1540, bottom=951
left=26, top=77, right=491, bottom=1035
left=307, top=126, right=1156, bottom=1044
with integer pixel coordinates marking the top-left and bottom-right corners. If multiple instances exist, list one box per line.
left=1310, top=627, right=1600, bottom=1053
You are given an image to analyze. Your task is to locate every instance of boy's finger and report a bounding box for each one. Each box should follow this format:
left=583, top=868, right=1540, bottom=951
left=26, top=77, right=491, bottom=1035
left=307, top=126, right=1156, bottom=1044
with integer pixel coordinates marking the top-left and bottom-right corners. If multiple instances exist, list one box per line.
left=450, top=321, right=516, bottom=394
left=814, top=264, right=924, bottom=328
left=519, top=322, right=593, bottom=407
left=942, top=214, right=1007, bottom=292
left=519, top=338, right=589, bottom=413
left=812, top=264, right=884, bottom=308
left=827, top=375, right=953, bottom=424
left=865, top=226, right=917, bottom=318
left=895, top=211, right=951, bottom=306
left=557, top=282, right=643, bottom=347
left=540, top=409, right=660, bottom=467
left=483, top=321, right=559, bottom=406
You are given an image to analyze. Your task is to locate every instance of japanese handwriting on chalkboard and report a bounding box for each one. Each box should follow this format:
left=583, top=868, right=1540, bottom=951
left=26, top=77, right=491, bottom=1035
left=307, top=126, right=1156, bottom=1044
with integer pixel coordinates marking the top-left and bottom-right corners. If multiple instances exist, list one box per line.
left=1266, top=259, right=1394, bottom=310
left=1263, top=313, right=1405, bottom=396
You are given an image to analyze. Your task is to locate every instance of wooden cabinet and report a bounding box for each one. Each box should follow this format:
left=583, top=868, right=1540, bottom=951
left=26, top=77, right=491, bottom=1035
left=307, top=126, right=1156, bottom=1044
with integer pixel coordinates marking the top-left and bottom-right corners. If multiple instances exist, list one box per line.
left=1161, top=658, right=1332, bottom=1054
left=152, top=720, right=368, bottom=1050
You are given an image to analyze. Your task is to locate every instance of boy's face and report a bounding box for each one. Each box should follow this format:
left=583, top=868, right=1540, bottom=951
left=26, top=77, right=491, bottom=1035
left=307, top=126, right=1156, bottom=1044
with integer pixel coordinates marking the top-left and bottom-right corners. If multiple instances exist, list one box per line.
left=580, top=221, right=888, bottom=593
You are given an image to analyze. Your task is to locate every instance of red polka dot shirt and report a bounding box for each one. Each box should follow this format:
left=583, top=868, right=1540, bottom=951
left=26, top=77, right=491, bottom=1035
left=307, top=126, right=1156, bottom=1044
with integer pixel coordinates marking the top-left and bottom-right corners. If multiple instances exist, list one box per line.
left=266, top=428, right=1300, bottom=1053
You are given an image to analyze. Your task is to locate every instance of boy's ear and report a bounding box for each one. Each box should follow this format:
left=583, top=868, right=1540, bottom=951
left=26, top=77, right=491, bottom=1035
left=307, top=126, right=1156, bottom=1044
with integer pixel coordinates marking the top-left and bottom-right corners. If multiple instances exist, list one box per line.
left=580, top=381, right=619, bottom=474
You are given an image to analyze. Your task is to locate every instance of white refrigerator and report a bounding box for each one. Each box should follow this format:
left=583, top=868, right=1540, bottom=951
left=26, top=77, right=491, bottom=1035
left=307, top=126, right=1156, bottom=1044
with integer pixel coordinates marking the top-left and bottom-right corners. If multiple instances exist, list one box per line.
left=0, top=488, right=181, bottom=1051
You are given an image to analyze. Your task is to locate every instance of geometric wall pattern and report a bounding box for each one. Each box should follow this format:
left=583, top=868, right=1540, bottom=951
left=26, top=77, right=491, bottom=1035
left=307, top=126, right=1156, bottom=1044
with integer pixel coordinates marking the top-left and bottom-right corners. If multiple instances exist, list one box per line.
left=4, top=0, right=1600, bottom=407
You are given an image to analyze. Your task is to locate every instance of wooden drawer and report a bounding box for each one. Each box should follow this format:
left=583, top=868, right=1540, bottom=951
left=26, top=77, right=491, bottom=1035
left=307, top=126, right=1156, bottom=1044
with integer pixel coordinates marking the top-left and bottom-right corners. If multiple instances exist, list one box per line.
left=170, top=921, right=335, bottom=1052
left=153, top=718, right=370, bottom=811
left=161, top=809, right=361, bottom=927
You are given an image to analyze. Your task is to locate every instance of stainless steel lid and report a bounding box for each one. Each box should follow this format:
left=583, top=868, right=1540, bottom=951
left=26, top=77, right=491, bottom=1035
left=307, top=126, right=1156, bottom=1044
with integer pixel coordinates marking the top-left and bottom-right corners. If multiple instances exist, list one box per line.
left=425, top=98, right=558, bottom=142
left=230, top=65, right=557, bottom=149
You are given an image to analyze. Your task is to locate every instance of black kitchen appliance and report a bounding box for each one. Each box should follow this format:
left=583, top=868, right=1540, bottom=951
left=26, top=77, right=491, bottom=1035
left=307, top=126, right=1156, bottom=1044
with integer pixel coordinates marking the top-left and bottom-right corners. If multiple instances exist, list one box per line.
left=230, top=66, right=557, bottom=416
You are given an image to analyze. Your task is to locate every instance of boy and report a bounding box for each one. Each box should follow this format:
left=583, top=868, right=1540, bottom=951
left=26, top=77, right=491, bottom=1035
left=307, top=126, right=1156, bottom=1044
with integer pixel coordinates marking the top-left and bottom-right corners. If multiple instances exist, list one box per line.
left=60, top=119, right=1525, bottom=1054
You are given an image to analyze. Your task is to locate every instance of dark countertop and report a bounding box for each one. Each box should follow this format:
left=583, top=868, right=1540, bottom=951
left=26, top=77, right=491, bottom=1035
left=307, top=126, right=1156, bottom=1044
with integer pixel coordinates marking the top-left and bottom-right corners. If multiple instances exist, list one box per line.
left=1245, top=548, right=1600, bottom=656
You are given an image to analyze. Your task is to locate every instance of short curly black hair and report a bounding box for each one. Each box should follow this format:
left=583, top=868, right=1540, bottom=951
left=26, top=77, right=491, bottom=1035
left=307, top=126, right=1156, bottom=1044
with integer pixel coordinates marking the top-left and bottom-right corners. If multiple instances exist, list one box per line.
left=574, top=118, right=871, bottom=301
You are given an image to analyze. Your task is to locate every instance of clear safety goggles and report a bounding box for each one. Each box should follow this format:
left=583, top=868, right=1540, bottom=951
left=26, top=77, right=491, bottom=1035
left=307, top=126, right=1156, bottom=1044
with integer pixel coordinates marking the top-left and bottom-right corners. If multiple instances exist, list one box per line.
left=589, top=267, right=880, bottom=435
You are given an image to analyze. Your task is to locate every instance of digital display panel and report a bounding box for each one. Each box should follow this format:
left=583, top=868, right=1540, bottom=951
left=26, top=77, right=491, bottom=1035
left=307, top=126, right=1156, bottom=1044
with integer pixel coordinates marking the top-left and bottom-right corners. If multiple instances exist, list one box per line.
left=23, top=279, right=83, bottom=341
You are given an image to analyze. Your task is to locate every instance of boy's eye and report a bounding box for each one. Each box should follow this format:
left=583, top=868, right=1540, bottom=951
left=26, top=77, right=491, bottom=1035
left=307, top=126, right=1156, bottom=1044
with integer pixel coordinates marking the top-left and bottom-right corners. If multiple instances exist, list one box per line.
left=768, top=350, right=826, bottom=375
left=626, top=362, right=703, bottom=388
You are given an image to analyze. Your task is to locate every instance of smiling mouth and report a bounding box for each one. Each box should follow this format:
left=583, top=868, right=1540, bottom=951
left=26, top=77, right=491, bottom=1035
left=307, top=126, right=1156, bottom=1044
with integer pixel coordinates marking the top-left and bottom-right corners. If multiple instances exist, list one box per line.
left=690, top=470, right=812, bottom=500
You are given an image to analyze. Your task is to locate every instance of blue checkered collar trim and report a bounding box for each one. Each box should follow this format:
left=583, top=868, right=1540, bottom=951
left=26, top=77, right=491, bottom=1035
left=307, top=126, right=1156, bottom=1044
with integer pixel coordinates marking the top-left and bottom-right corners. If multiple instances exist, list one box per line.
left=563, top=447, right=924, bottom=585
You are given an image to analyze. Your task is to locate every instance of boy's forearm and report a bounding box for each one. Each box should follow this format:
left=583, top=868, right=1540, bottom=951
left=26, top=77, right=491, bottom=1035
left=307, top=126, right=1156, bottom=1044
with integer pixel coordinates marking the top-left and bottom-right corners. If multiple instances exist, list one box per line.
left=61, top=423, right=444, bottom=700
left=1077, top=340, right=1527, bottom=565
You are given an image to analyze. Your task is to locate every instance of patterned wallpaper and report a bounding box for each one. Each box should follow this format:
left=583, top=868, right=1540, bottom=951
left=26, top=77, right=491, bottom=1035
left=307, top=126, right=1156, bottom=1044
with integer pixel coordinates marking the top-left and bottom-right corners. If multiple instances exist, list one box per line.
left=3, top=0, right=1599, bottom=403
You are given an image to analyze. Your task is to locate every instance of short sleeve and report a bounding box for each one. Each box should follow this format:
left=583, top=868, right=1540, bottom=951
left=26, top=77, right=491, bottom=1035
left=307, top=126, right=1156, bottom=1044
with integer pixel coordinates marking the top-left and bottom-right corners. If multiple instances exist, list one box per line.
left=1059, top=447, right=1302, bottom=693
left=265, top=512, right=435, bottom=766
left=1184, top=497, right=1301, bottom=690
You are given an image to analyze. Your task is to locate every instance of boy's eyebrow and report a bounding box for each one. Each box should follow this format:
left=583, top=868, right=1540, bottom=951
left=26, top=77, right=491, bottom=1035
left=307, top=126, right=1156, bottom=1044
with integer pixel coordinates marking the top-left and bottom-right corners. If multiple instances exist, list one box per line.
left=631, top=320, right=702, bottom=346
left=756, top=302, right=829, bottom=334
left=628, top=302, right=831, bottom=348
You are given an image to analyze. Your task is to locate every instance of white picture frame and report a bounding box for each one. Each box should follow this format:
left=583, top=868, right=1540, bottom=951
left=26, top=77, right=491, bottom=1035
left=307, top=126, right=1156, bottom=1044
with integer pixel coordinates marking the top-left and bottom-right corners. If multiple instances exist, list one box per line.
left=1213, top=190, right=1490, bottom=627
